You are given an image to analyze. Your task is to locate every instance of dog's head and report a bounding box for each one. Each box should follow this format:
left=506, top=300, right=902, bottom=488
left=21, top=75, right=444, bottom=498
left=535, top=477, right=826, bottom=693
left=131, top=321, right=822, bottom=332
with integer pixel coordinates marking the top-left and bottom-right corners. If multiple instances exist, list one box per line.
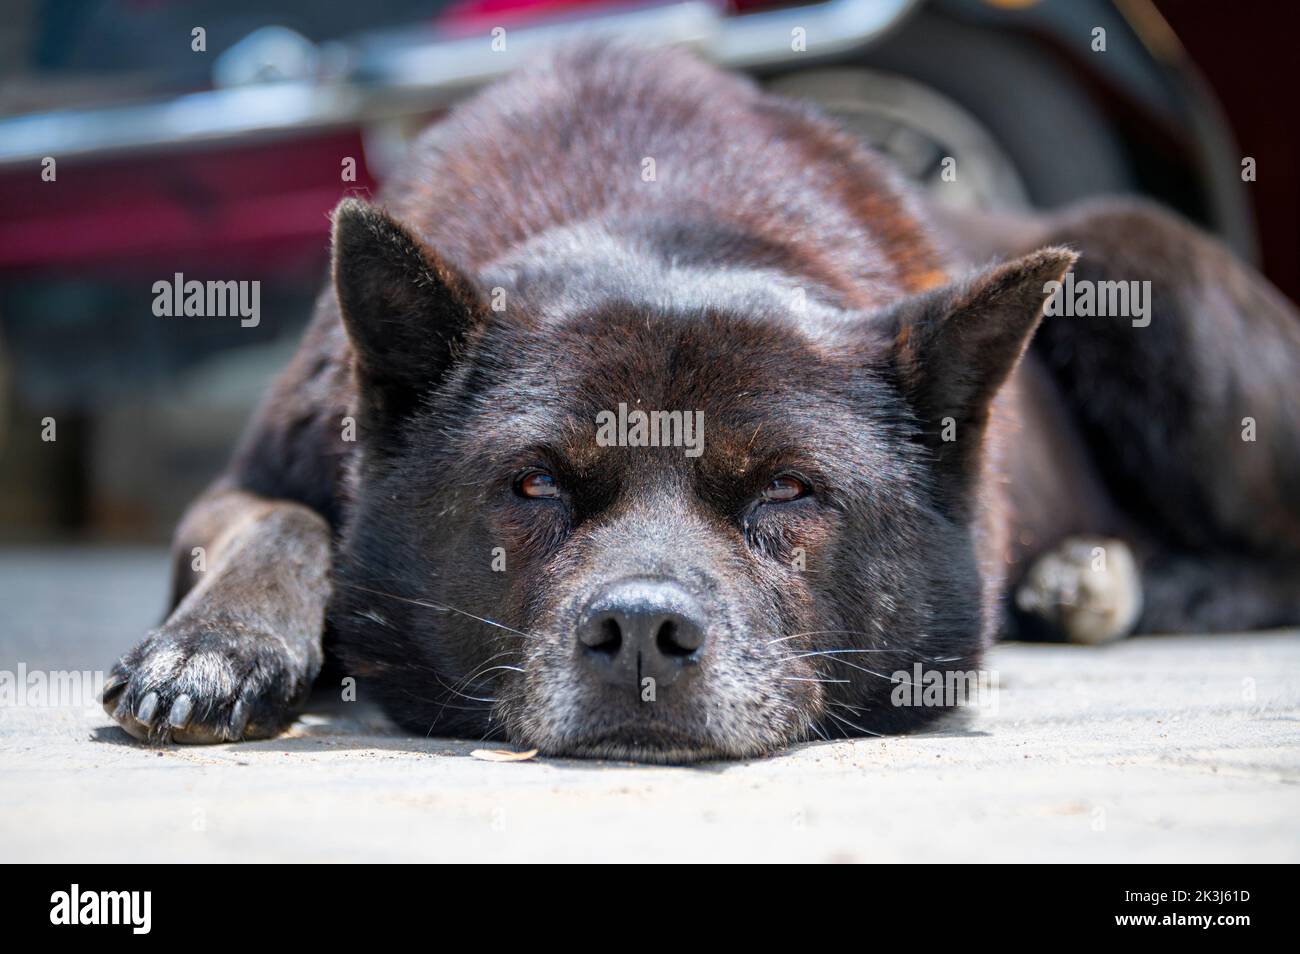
left=328, top=199, right=1071, bottom=761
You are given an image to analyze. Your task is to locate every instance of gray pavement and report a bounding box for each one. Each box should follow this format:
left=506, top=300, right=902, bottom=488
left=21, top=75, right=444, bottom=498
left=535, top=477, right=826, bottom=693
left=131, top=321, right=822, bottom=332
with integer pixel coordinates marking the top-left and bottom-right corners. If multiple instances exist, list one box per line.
left=2, top=547, right=1297, bottom=862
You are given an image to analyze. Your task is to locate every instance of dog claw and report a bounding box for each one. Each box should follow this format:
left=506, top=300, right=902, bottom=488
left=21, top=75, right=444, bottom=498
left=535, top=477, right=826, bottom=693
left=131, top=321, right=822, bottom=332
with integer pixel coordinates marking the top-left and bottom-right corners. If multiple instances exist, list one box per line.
left=135, top=691, right=159, bottom=726
left=100, top=674, right=126, bottom=703
left=167, top=694, right=193, bottom=730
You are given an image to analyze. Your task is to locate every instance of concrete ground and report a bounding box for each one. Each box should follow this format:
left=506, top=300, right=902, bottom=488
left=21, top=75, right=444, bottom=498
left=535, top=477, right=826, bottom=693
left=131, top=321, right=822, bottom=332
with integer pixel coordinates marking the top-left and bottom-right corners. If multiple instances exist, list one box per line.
left=2, top=547, right=1297, bottom=863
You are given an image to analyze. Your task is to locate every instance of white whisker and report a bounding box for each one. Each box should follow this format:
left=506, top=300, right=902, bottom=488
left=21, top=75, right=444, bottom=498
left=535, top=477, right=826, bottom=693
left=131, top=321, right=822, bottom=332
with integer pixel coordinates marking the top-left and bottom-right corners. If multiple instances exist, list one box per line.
left=783, top=676, right=851, bottom=684
left=341, top=582, right=544, bottom=642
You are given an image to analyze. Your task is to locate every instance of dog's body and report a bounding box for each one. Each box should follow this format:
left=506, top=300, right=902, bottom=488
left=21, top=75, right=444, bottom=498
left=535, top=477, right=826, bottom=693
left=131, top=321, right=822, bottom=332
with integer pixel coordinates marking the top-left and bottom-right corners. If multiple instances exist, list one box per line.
left=104, top=45, right=1300, bottom=760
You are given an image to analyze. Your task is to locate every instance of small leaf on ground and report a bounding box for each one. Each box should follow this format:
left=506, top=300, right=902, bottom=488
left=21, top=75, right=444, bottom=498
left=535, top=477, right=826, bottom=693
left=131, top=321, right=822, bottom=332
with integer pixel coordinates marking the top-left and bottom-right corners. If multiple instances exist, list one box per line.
left=471, top=748, right=538, bottom=762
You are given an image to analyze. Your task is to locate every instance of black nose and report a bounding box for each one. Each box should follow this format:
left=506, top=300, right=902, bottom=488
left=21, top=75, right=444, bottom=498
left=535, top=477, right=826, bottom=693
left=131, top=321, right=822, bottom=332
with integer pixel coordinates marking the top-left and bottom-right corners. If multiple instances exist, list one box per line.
left=577, top=578, right=707, bottom=689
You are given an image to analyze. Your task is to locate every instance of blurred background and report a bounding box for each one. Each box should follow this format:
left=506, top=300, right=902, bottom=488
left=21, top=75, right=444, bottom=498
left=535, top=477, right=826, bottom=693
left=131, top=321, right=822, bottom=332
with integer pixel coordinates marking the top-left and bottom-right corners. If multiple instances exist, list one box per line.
left=0, top=0, right=1295, bottom=544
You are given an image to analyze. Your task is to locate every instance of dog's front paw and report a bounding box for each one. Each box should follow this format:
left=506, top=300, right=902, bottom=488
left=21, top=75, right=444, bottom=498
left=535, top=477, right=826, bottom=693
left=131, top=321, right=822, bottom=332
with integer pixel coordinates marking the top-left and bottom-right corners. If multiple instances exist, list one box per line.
left=1015, top=537, right=1143, bottom=645
left=101, top=617, right=313, bottom=743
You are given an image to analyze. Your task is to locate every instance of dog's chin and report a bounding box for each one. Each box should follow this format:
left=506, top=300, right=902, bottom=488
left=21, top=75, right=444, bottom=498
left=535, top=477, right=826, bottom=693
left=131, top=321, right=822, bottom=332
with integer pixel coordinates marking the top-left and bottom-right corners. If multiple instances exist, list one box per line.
left=526, top=727, right=778, bottom=765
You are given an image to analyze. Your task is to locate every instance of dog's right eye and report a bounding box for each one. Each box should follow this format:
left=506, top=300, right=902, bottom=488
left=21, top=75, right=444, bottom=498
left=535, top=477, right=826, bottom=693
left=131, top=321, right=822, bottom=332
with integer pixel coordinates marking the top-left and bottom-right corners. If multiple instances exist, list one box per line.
left=517, top=471, right=560, bottom=499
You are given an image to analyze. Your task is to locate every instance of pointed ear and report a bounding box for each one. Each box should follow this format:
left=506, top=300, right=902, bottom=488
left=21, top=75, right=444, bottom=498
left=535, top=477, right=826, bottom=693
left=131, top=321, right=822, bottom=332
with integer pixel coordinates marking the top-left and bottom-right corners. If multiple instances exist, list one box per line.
left=885, top=247, right=1077, bottom=494
left=331, top=198, right=484, bottom=426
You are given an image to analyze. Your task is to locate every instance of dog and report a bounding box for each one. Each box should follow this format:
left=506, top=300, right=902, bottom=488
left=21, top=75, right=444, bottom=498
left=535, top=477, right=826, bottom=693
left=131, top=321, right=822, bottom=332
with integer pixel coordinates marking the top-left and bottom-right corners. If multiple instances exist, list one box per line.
left=101, top=43, right=1300, bottom=761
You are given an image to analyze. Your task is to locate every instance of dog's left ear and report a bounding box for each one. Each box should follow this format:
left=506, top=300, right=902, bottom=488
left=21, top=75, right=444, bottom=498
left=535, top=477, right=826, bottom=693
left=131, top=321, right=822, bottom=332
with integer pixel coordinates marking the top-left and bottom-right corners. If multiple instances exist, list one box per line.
left=884, top=248, right=1076, bottom=500
left=332, top=198, right=485, bottom=428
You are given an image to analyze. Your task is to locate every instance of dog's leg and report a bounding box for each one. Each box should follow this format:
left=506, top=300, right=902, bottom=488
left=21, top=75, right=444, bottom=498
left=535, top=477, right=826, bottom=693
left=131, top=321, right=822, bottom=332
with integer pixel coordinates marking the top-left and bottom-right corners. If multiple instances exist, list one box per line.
left=999, top=199, right=1300, bottom=637
left=1135, top=552, right=1300, bottom=634
left=1012, top=534, right=1300, bottom=641
left=101, top=485, right=331, bottom=742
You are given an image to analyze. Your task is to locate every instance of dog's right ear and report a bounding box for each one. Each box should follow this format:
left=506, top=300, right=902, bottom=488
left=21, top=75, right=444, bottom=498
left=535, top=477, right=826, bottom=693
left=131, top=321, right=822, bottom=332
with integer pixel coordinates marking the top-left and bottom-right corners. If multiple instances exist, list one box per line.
left=332, top=198, right=484, bottom=426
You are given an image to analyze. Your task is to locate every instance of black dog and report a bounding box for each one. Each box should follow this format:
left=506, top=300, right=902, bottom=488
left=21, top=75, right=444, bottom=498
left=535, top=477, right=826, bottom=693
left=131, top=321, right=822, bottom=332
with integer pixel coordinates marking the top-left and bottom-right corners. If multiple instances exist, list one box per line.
left=102, top=44, right=1300, bottom=761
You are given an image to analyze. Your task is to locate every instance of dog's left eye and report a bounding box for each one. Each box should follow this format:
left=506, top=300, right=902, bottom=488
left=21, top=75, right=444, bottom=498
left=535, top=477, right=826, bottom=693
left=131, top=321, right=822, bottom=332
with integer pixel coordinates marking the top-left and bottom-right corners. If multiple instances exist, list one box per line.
left=760, top=475, right=809, bottom=503
left=517, top=471, right=560, bottom=499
